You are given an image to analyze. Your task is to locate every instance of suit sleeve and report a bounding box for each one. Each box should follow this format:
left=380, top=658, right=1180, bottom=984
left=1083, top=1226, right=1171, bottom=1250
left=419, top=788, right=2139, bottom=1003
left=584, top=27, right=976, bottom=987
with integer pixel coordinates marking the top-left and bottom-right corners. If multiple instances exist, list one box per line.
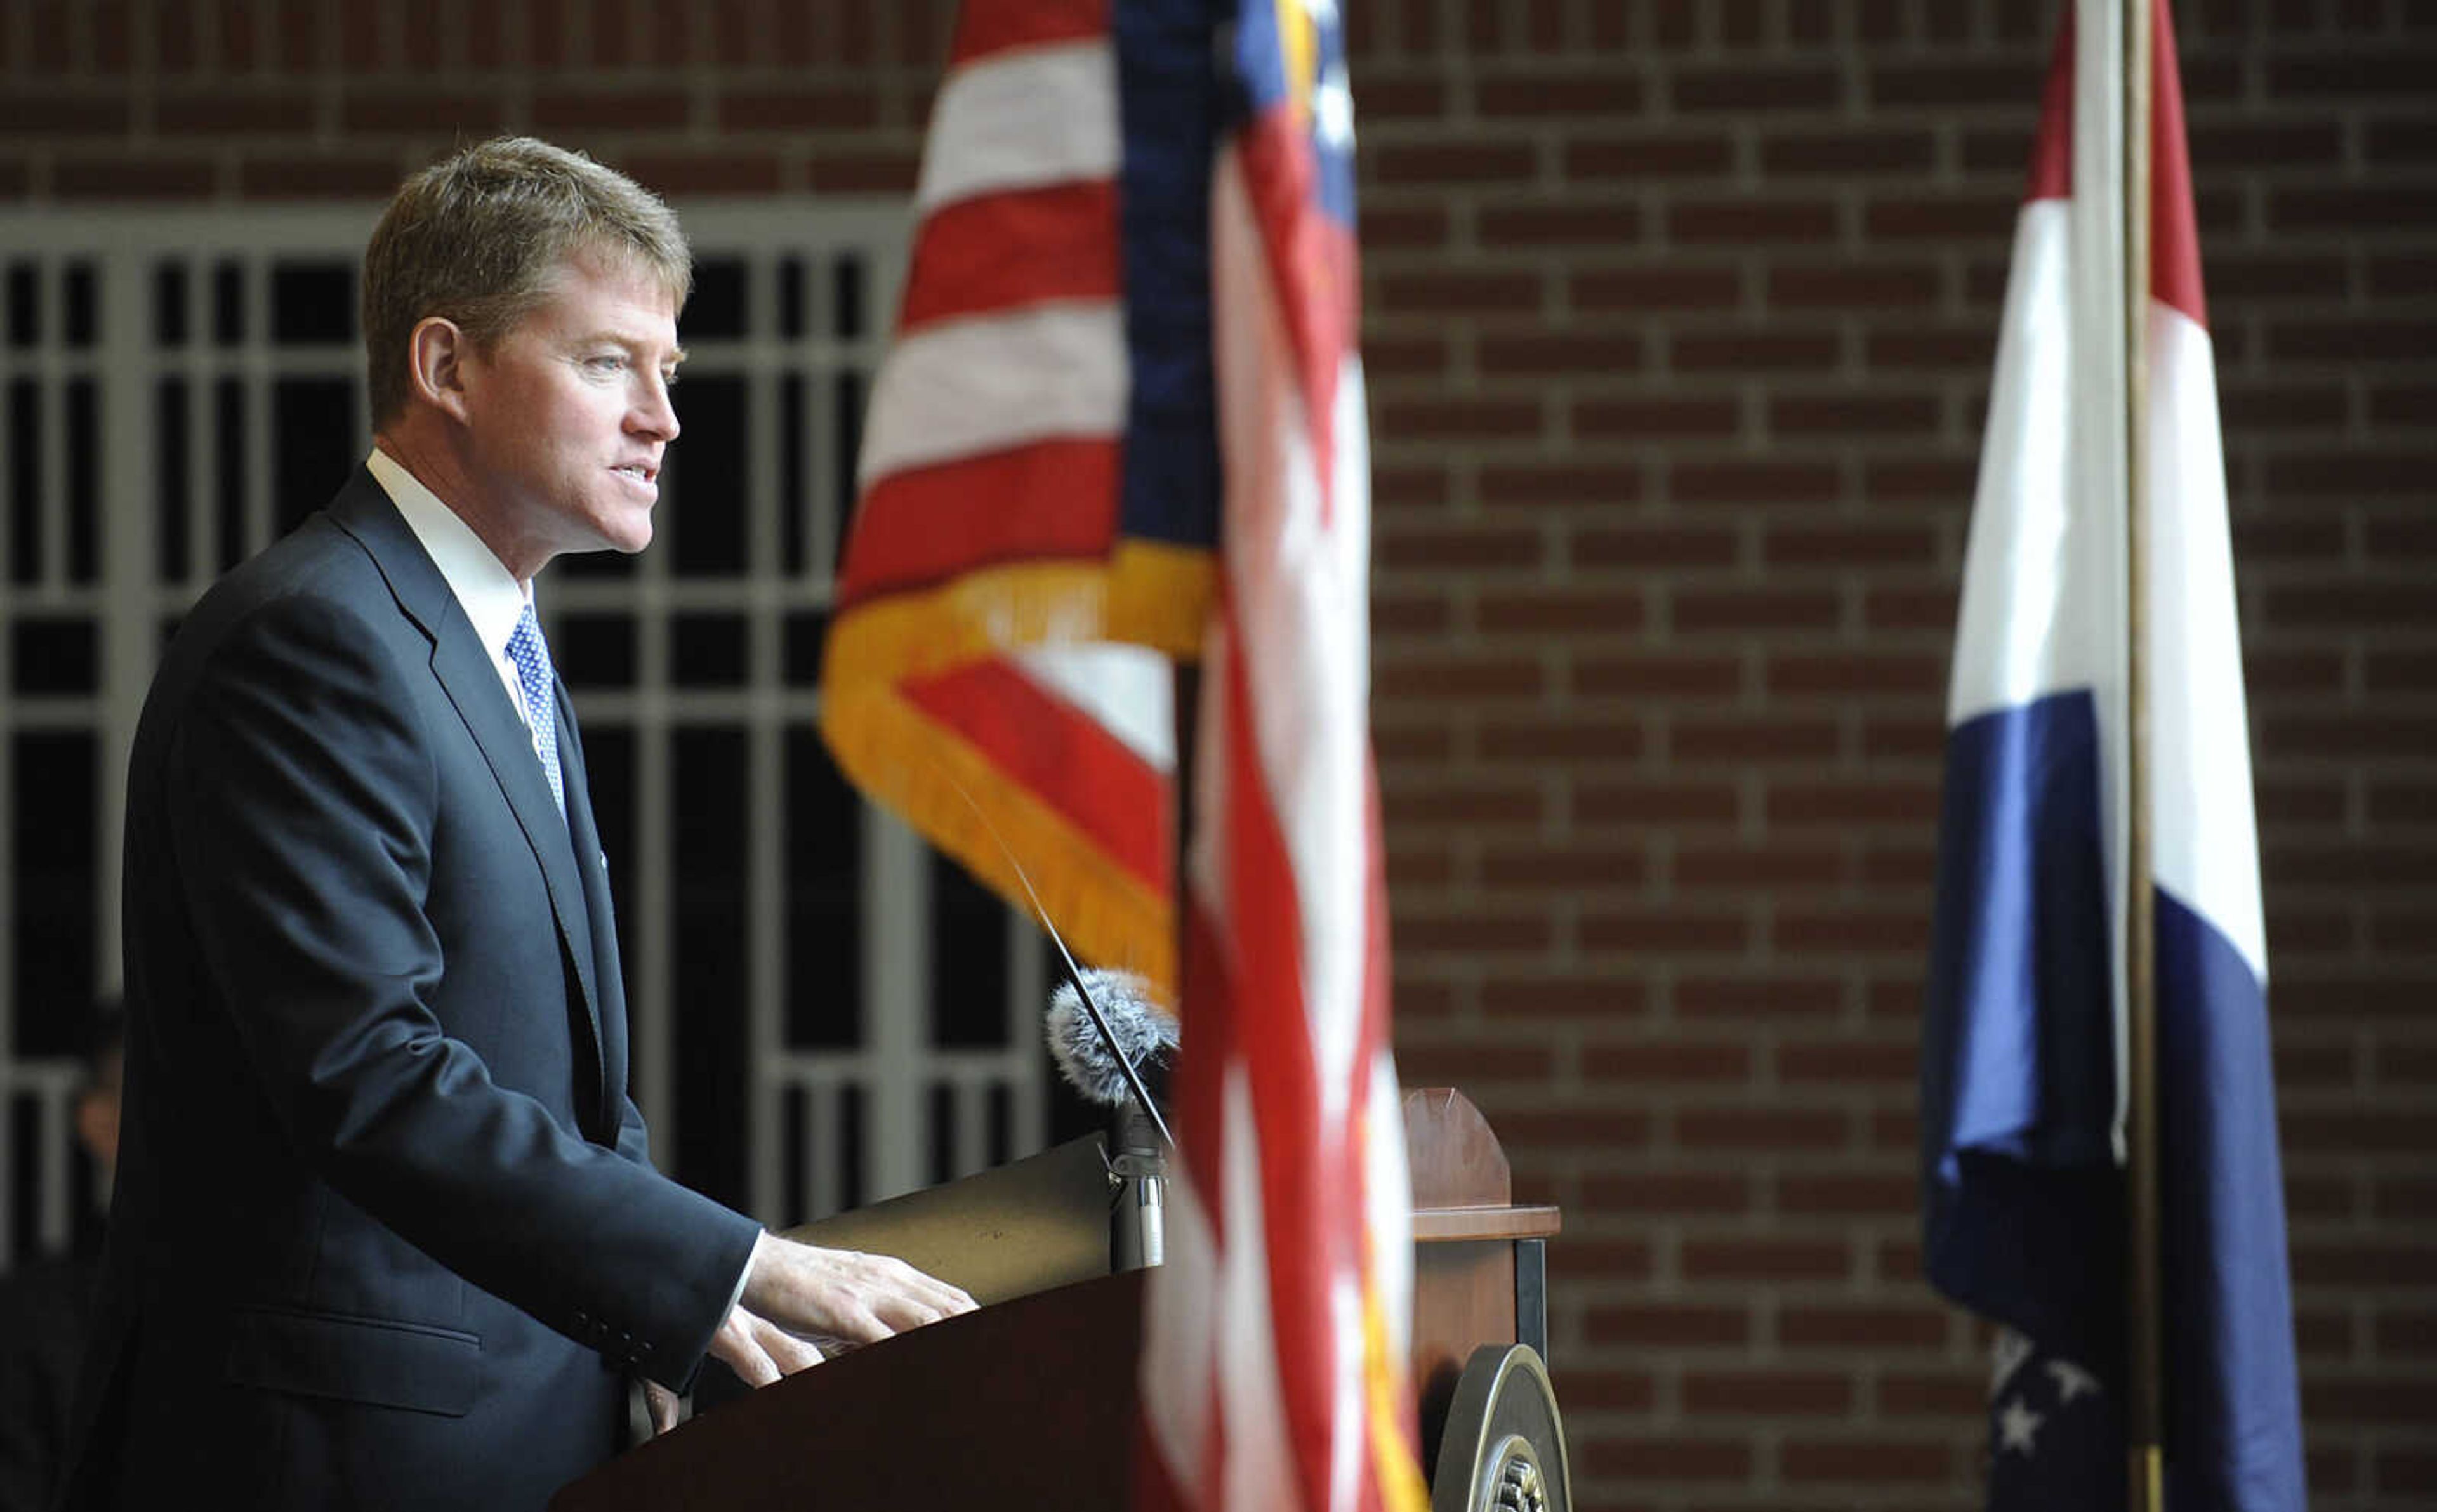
left=161, top=591, right=759, bottom=1391
left=614, top=1091, right=651, bottom=1166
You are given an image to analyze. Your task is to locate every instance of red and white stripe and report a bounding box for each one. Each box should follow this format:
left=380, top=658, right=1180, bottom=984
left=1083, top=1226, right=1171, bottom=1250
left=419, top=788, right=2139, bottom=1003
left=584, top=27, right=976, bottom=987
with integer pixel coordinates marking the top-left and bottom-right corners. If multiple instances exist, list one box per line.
left=1133, top=140, right=1422, bottom=1512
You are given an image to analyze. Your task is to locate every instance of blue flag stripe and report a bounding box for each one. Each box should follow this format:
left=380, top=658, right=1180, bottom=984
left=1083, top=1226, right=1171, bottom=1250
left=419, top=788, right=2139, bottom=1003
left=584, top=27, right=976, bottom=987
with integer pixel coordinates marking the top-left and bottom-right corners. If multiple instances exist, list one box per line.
left=1923, top=690, right=2122, bottom=1359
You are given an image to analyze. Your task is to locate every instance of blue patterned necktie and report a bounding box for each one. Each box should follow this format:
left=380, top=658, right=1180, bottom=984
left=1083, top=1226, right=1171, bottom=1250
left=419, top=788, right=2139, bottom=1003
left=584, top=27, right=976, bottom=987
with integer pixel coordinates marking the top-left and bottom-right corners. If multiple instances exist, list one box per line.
left=505, top=603, right=565, bottom=814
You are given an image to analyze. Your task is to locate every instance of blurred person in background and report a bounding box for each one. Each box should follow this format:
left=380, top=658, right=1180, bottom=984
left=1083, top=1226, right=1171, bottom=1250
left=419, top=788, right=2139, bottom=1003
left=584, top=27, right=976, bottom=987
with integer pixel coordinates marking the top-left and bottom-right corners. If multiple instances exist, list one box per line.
left=0, top=1004, right=121, bottom=1512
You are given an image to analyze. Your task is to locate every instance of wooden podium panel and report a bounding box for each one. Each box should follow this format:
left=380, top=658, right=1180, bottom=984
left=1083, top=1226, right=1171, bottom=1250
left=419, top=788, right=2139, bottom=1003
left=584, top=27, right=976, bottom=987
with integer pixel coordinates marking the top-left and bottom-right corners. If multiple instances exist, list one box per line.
left=1403, top=1088, right=1560, bottom=1466
left=551, top=1089, right=1554, bottom=1511
left=555, top=1272, right=1146, bottom=1511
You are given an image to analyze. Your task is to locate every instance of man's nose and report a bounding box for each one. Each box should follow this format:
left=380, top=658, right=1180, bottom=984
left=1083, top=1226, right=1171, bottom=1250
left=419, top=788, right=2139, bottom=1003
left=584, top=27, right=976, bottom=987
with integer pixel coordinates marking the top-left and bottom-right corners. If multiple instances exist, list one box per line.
left=634, top=376, right=680, bottom=442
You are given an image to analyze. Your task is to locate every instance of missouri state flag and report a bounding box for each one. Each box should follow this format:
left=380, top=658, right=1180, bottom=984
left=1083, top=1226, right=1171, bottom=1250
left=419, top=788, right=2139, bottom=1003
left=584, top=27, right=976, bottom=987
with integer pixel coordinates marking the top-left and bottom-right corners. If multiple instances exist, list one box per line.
left=819, top=3, right=1426, bottom=1509
left=1919, top=1, right=2306, bottom=1509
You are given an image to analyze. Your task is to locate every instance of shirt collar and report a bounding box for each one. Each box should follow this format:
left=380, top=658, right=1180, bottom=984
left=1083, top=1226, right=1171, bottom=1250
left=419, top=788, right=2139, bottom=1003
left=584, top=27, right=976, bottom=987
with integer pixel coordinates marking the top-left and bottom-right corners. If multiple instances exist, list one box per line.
left=365, top=447, right=532, bottom=655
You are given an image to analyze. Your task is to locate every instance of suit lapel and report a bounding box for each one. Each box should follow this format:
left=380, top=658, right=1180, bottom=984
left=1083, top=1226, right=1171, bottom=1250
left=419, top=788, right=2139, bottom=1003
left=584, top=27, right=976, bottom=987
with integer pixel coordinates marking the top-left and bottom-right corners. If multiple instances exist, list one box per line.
left=555, top=680, right=626, bottom=1126
left=325, top=471, right=609, bottom=1104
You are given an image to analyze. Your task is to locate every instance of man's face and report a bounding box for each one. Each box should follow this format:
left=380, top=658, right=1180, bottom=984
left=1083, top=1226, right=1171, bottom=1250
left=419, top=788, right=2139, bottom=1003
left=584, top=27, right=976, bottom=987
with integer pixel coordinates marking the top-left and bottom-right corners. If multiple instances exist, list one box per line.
left=457, top=254, right=684, bottom=570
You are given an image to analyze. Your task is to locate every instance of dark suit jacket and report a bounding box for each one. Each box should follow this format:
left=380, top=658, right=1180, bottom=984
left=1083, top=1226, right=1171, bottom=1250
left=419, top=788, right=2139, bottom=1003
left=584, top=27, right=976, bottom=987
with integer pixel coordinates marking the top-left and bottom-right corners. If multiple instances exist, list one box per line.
left=60, top=470, right=761, bottom=1511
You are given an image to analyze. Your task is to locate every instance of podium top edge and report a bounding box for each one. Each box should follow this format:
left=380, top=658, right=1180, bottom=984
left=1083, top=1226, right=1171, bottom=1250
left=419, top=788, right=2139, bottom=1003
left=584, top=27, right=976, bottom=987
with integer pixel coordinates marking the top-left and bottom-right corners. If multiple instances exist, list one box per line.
left=1410, top=1204, right=1562, bottom=1242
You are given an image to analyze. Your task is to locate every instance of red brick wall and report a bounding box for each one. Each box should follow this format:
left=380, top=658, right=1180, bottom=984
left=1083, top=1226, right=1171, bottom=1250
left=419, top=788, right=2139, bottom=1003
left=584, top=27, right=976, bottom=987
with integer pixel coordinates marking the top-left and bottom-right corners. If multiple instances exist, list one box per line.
left=8, top=1, right=2433, bottom=1506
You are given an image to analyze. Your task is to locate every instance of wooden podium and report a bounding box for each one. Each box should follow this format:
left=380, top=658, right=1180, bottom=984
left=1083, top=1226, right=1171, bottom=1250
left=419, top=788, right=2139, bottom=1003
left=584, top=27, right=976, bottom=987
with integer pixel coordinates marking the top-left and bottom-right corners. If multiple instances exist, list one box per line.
left=550, top=1089, right=1555, bottom=1511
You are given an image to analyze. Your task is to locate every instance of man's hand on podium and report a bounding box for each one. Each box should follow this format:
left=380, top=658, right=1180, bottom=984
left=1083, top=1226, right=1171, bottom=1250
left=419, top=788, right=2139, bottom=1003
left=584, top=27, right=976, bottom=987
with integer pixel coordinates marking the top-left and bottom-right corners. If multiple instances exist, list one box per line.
left=706, top=1232, right=977, bottom=1390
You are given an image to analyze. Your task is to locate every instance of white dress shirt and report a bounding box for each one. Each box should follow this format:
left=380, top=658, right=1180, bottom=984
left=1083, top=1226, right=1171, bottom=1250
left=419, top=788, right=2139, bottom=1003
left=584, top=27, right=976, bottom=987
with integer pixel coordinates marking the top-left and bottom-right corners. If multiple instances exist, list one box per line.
left=366, top=448, right=554, bottom=760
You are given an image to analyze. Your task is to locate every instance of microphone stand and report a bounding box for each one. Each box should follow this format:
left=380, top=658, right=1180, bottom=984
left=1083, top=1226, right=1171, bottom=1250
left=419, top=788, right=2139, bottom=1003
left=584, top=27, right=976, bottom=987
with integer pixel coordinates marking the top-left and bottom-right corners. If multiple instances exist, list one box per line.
left=1044, top=957, right=1172, bottom=1274
left=942, top=769, right=1174, bottom=1272
left=1109, top=1100, right=1165, bottom=1272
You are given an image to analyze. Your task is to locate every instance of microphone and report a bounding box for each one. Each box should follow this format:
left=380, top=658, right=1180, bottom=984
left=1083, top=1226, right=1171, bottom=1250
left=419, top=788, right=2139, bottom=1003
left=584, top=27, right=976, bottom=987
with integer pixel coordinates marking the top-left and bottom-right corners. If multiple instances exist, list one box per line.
left=1045, top=967, right=1175, bottom=1272
left=1046, top=968, right=1177, bottom=1108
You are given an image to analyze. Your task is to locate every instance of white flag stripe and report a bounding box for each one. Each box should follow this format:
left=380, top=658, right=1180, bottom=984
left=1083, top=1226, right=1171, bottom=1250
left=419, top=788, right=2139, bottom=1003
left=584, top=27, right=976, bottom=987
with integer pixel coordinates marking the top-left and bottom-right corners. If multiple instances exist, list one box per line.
left=2146, top=305, right=2267, bottom=980
left=913, top=40, right=1121, bottom=213
left=855, top=300, right=1127, bottom=486
left=1012, top=643, right=1179, bottom=771
left=1949, top=203, right=2105, bottom=727
left=1365, top=1051, right=1415, bottom=1365
left=1218, top=1072, right=1300, bottom=1511
left=1139, top=1146, right=1218, bottom=1490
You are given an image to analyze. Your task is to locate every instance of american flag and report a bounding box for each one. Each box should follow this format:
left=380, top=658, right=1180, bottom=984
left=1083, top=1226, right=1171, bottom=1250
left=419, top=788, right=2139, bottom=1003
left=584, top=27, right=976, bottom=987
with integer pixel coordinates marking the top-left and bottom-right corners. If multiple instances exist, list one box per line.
left=821, top=0, right=1218, bottom=996
left=820, top=3, right=1426, bottom=1508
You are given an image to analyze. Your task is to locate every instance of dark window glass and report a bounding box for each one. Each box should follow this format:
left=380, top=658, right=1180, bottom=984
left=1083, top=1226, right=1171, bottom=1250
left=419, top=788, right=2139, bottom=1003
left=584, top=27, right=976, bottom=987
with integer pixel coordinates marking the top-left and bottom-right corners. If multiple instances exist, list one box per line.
left=988, top=1082, right=1014, bottom=1167
left=65, top=380, right=96, bottom=582
left=8, top=381, right=39, bottom=584
left=687, top=258, right=748, bottom=340
left=672, top=728, right=748, bottom=1210
left=11, top=732, right=96, bottom=1041
left=270, top=261, right=355, bottom=345
left=5, top=263, right=36, bottom=350
left=779, top=1086, right=808, bottom=1229
left=155, top=379, right=189, bottom=581
left=783, top=609, right=827, bottom=686
left=833, top=256, right=864, bottom=340
left=930, top=851, right=1007, bottom=1049
left=555, top=614, right=635, bottom=690
left=784, top=727, right=859, bottom=1049
left=668, top=375, right=746, bottom=576
left=577, top=725, right=635, bottom=971
left=928, top=1082, right=957, bottom=1185
left=212, top=260, right=244, bottom=347
left=779, top=371, right=806, bottom=575
left=832, top=371, right=863, bottom=570
left=11, top=620, right=96, bottom=695
left=836, top=1084, right=866, bottom=1211
left=215, top=379, right=247, bottom=570
left=777, top=256, right=806, bottom=339
left=154, top=261, right=189, bottom=348
left=63, top=262, right=96, bottom=349
left=671, top=613, right=747, bottom=685
left=274, top=377, right=355, bottom=538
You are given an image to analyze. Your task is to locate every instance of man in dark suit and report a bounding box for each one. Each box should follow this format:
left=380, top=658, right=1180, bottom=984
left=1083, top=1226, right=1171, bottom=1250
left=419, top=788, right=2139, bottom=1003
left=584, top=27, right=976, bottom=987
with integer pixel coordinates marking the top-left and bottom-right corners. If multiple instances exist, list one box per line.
left=60, top=137, right=972, bottom=1512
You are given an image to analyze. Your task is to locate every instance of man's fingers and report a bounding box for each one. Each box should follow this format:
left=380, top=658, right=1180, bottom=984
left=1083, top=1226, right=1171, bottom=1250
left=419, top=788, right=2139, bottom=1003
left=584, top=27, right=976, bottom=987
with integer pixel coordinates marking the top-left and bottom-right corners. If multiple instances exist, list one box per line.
left=751, top=1315, right=825, bottom=1376
left=645, top=1381, right=682, bottom=1434
left=739, top=1238, right=979, bottom=1349
left=707, top=1306, right=782, bottom=1388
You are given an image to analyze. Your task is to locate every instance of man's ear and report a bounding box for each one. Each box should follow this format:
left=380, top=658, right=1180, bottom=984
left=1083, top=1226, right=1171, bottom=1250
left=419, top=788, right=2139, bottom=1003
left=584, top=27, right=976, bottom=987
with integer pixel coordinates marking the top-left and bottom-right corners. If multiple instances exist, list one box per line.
left=408, top=316, right=475, bottom=423
left=74, top=1086, right=118, bottom=1167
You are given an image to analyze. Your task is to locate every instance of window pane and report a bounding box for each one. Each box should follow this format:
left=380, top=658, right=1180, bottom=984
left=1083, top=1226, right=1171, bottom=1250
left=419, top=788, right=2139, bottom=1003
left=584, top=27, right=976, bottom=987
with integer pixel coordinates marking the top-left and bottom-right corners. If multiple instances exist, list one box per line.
left=270, top=260, right=354, bottom=345
left=11, top=732, right=96, bottom=1042
left=275, top=378, right=355, bottom=537
left=11, top=619, right=96, bottom=695
left=672, top=727, right=748, bottom=1208
left=929, top=851, right=1008, bottom=1049
left=687, top=258, right=748, bottom=341
left=668, top=374, right=746, bottom=576
left=784, top=727, right=859, bottom=1049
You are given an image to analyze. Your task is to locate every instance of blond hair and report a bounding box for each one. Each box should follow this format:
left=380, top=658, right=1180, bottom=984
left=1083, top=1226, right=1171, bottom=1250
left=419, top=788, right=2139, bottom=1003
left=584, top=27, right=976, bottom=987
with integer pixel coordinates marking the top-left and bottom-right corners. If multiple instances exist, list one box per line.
left=361, top=136, right=690, bottom=426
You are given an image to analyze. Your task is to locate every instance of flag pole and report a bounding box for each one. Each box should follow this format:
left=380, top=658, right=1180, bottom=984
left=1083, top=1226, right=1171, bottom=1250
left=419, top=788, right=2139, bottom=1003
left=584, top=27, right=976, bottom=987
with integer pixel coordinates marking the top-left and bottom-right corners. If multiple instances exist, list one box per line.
left=2122, top=1, right=2165, bottom=1509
